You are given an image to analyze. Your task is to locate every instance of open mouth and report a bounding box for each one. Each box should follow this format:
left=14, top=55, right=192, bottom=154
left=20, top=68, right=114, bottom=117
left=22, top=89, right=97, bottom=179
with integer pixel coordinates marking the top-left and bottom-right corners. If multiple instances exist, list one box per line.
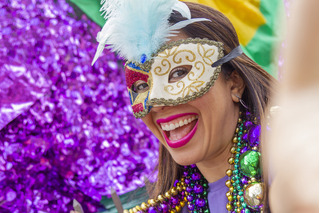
left=157, top=113, right=199, bottom=148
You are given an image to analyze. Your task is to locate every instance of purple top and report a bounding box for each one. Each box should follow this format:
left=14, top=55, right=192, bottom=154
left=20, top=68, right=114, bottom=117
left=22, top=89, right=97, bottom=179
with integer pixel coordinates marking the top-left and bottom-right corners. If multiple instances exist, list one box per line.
left=182, top=175, right=229, bottom=213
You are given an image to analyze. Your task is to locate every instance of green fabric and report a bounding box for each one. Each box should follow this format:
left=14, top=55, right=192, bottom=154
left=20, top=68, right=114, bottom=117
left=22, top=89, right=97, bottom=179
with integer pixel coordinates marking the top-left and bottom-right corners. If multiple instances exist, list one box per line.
left=69, top=0, right=105, bottom=27
left=98, top=187, right=149, bottom=212
left=243, top=0, right=284, bottom=78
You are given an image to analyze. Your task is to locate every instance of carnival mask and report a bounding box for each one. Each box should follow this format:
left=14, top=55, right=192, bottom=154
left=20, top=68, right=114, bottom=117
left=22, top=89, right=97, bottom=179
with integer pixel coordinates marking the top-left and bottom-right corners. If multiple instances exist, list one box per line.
left=126, top=38, right=228, bottom=118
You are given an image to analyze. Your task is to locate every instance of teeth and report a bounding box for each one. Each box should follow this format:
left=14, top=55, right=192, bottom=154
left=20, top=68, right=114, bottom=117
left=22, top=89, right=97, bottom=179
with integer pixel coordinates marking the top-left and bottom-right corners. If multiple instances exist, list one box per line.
left=179, top=120, right=184, bottom=127
left=160, top=115, right=198, bottom=131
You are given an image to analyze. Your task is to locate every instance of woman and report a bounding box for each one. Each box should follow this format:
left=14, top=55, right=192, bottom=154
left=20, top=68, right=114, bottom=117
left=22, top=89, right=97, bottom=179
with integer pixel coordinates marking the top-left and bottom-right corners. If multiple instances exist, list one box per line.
left=93, top=0, right=276, bottom=212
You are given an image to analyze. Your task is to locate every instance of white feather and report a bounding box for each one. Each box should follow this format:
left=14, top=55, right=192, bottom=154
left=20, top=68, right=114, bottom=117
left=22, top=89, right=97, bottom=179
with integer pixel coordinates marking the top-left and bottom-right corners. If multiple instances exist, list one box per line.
left=172, top=1, right=191, bottom=19
left=92, top=0, right=207, bottom=65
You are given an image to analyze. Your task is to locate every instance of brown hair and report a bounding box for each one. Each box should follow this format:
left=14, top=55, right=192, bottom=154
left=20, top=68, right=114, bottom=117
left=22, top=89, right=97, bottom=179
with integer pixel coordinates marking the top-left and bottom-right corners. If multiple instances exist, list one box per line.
left=153, top=1, right=276, bottom=210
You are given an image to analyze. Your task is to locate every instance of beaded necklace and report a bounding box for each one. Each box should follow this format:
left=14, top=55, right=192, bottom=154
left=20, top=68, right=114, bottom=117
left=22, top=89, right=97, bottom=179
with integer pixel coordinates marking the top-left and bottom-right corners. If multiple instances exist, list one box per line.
left=124, top=111, right=263, bottom=213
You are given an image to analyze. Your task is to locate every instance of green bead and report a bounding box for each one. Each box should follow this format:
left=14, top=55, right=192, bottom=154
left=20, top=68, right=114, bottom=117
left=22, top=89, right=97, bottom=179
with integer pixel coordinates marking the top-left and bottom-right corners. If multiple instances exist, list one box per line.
left=242, top=202, right=247, bottom=208
left=237, top=148, right=241, bottom=152
left=240, top=196, right=244, bottom=202
left=239, top=151, right=261, bottom=177
left=235, top=165, right=239, bottom=169
left=235, top=159, right=239, bottom=164
left=235, top=153, right=240, bottom=158
left=233, top=196, right=237, bottom=201
left=233, top=169, right=239, bottom=175
left=204, top=210, right=209, bottom=213
left=239, top=191, right=244, bottom=196
left=245, top=208, right=250, bottom=213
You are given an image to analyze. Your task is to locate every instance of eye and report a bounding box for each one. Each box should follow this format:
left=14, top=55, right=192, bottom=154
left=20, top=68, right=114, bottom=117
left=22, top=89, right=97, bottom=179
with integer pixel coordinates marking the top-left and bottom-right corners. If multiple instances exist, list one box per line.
left=131, top=80, right=149, bottom=93
left=168, top=65, right=192, bottom=83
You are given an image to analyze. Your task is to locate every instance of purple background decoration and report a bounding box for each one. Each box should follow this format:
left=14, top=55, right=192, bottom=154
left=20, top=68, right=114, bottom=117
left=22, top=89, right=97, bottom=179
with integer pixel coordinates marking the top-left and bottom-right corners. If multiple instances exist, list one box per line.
left=0, top=0, right=158, bottom=212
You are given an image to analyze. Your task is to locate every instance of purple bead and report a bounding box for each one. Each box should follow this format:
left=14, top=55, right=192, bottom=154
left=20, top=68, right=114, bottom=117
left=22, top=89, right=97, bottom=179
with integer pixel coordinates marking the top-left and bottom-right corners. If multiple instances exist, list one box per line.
left=241, top=177, right=248, bottom=185
left=242, top=133, right=248, bottom=141
left=185, top=178, right=191, bottom=184
left=241, top=210, right=246, bottom=213
left=245, top=111, right=252, bottom=119
left=195, top=198, right=206, bottom=207
left=190, top=164, right=196, bottom=168
left=187, top=195, right=194, bottom=202
left=183, top=171, right=188, bottom=177
left=186, top=186, right=193, bottom=193
left=194, top=184, right=204, bottom=194
left=191, top=172, right=201, bottom=181
left=240, top=146, right=249, bottom=154
left=148, top=207, right=157, bottom=213
left=248, top=125, right=261, bottom=145
left=244, top=121, right=253, bottom=128
left=188, top=203, right=195, bottom=211
left=171, top=196, right=179, bottom=205
left=160, top=204, right=168, bottom=212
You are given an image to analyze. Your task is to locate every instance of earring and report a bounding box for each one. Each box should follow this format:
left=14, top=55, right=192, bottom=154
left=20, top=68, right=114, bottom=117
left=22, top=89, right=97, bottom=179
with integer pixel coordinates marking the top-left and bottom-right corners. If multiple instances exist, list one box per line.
left=234, top=94, right=249, bottom=109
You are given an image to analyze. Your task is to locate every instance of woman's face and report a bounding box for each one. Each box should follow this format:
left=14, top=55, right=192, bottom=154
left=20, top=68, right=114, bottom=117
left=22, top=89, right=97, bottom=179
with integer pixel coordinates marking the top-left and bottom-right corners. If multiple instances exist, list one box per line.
left=141, top=34, right=245, bottom=166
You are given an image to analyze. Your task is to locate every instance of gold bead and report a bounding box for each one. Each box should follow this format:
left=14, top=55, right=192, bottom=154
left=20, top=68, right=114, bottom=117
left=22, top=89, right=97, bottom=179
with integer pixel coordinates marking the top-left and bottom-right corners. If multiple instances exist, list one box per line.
left=182, top=186, right=186, bottom=190
left=226, top=180, right=232, bottom=188
left=236, top=128, right=239, bottom=133
left=180, top=201, right=185, bottom=207
left=248, top=180, right=252, bottom=184
left=177, top=186, right=182, bottom=192
left=129, top=209, right=134, bottom=213
left=237, top=208, right=241, bottom=212
left=226, top=169, right=233, bottom=176
left=175, top=205, right=181, bottom=212
left=148, top=199, right=156, bottom=206
left=135, top=206, right=142, bottom=211
left=228, top=158, right=234, bottom=165
left=132, top=207, right=137, bottom=213
left=238, top=118, right=242, bottom=123
left=170, top=210, right=176, bottom=213
left=236, top=201, right=240, bottom=207
left=227, top=195, right=233, bottom=201
left=252, top=146, right=258, bottom=151
left=184, top=196, right=188, bottom=202
left=226, top=191, right=231, bottom=197
left=123, top=210, right=129, bottom=213
left=233, top=137, right=238, bottom=143
left=171, top=187, right=178, bottom=196
left=244, top=130, right=247, bottom=133
left=229, top=186, right=234, bottom=192
left=141, top=202, right=148, bottom=210
left=180, top=178, right=185, bottom=182
left=251, top=177, right=257, bottom=182
left=165, top=191, right=171, bottom=199
left=157, top=195, right=164, bottom=202
left=237, top=195, right=241, bottom=200
left=176, top=182, right=181, bottom=187
left=226, top=203, right=232, bottom=211
left=231, top=146, right=236, bottom=154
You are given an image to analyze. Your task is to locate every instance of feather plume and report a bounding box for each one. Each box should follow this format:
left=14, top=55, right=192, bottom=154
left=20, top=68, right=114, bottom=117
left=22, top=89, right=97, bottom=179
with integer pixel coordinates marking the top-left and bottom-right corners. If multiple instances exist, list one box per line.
left=92, top=0, right=209, bottom=65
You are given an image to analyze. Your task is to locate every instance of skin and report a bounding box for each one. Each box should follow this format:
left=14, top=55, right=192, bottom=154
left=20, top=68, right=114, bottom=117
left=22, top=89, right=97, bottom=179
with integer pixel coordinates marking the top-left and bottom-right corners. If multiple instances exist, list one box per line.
left=141, top=33, right=245, bottom=182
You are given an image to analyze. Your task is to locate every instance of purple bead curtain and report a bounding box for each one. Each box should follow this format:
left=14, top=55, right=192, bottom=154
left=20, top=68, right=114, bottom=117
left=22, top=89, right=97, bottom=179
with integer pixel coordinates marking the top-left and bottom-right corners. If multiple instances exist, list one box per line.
left=0, top=0, right=158, bottom=212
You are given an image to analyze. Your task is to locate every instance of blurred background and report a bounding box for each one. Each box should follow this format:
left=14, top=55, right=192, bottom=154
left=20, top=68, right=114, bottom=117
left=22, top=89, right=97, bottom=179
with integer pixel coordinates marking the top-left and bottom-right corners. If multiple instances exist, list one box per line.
left=0, top=0, right=286, bottom=212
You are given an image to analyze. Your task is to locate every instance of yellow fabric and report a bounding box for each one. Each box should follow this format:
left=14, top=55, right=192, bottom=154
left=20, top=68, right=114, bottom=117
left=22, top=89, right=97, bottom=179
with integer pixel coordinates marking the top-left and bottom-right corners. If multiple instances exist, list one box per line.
left=184, top=0, right=266, bottom=46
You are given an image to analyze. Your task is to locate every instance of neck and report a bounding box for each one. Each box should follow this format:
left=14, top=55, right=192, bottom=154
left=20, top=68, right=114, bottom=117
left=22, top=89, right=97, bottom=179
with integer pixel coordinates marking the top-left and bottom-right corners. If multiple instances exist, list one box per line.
left=196, top=141, right=232, bottom=183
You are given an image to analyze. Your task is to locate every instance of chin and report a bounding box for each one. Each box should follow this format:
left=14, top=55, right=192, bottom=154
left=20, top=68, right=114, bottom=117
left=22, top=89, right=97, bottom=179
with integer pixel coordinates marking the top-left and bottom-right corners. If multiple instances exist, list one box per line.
left=169, top=149, right=202, bottom=166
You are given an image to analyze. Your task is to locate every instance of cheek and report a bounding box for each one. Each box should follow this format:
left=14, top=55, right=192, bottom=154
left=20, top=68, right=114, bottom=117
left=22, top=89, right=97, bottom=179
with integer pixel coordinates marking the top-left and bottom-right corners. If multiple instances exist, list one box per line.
left=141, top=115, right=163, bottom=142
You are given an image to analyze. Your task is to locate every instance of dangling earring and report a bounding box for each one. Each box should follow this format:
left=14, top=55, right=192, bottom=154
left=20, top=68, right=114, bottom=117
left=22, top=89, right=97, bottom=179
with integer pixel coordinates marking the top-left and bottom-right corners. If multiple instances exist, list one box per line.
left=234, top=94, right=249, bottom=109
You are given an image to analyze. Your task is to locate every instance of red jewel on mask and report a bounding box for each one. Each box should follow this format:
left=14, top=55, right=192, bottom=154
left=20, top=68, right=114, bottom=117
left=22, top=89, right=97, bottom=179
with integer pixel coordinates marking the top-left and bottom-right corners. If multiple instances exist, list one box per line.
left=125, top=67, right=149, bottom=89
left=132, top=103, right=144, bottom=113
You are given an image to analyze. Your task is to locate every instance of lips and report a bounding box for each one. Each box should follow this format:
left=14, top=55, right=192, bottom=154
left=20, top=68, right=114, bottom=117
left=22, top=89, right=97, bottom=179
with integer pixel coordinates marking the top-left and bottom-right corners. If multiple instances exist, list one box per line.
left=156, top=113, right=199, bottom=148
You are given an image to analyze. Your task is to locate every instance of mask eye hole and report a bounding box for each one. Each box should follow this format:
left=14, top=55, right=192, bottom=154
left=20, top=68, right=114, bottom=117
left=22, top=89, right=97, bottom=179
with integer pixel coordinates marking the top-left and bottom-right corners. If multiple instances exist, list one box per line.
left=168, top=65, right=192, bottom=83
left=131, top=80, right=149, bottom=93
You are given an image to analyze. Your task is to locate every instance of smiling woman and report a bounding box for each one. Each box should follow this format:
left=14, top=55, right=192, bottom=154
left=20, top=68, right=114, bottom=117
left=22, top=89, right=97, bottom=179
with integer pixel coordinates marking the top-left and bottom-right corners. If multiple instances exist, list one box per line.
left=92, top=0, right=276, bottom=212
